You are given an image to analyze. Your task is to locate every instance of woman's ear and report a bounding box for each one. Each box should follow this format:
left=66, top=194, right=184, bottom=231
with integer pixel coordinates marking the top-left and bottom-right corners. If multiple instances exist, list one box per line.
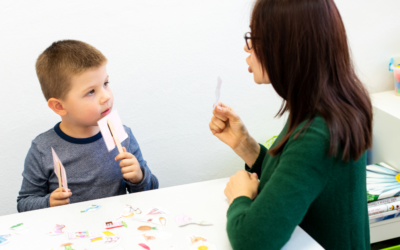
left=48, top=98, right=67, bottom=116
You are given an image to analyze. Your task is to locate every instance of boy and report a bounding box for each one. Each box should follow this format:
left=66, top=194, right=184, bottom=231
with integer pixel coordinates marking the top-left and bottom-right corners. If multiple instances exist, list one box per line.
left=17, top=40, right=158, bottom=212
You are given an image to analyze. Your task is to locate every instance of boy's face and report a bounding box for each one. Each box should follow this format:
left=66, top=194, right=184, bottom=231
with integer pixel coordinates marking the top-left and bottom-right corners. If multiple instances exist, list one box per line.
left=62, top=64, right=114, bottom=127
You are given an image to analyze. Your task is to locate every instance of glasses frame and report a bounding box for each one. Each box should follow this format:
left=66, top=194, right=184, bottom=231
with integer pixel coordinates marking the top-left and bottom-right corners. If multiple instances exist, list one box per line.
left=244, top=32, right=253, bottom=50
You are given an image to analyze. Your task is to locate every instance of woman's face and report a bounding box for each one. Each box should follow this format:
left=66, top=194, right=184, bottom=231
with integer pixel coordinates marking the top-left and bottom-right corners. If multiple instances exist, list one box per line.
left=245, top=41, right=271, bottom=84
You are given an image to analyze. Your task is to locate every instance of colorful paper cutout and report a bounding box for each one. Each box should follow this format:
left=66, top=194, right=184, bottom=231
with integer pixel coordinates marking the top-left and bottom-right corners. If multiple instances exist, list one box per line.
left=68, top=231, right=91, bottom=240
left=146, top=207, right=169, bottom=215
left=190, top=242, right=217, bottom=250
left=0, top=234, right=11, bottom=245
left=97, top=110, right=128, bottom=152
left=90, top=235, right=103, bottom=242
left=80, top=205, right=100, bottom=213
left=46, top=224, right=65, bottom=236
left=139, top=243, right=151, bottom=250
left=175, top=214, right=212, bottom=227
left=102, top=231, right=115, bottom=237
left=134, top=215, right=167, bottom=226
left=138, top=226, right=158, bottom=231
left=215, top=76, right=222, bottom=109
left=60, top=242, right=75, bottom=250
left=104, top=236, right=121, bottom=246
left=105, top=221, right=126, bottom=229
left=52, top=148, right=68, bottom=190
left=10, top=223, right=29, bottom=234
left=142, top=233, right=157, bottom=242
left=188, top=234, right=207, bottom=244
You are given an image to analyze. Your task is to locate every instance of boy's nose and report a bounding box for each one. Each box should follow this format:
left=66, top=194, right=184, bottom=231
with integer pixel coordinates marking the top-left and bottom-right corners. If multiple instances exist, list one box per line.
left=100, top=90, right=111, bottom=104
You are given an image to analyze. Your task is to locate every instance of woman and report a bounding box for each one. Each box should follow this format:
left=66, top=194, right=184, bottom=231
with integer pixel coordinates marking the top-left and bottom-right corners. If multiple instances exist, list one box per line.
left=209, top=0, right=372, bottom=249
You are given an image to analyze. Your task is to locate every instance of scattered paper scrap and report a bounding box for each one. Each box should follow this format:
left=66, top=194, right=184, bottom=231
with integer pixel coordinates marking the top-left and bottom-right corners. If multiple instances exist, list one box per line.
left=188, top=234, right=207, bottom=244
left=105, top=221, right=127, bottom=229
left=0, top=234, right=11, bottom=246
left=175, top=214, right=212, bottom=227
left=80, top=205, right=100, bottom=213
left=46, top=224, right=65, bottom=236
left=90, top=234, right=103, bottom=242
left=146, top=207, right=169, bottom=215
left=52, top=148, right=68, bottom=190
left=68, top=231, right=91, bottom=240
left=104, top=236, right=121, bottom=246
left=122, top=205, right=141, bottom=218
left=138, top=226, right=158, bottom=231
left=10, top=223, right=29, bottom=234
left=142, top=233, right=157, bottom=242
left=214, top=76, right=222, bottom=109
left=139, top=243, right=151, bottom=250
left=102, top=231, right=116, bottom=237
left=191, top=242, right=217, bottom=250
left=97, top=110, right=128, bottom=152
left=134, top=215, right=167, bottom=226
left=60, top=242, right=74, bottom=250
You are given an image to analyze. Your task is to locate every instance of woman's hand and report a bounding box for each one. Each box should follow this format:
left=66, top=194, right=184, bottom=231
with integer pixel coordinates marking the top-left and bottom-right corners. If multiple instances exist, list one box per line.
left=224, top=170, right=259, bottom=204
left=209, top=102, right=260, bottom=166
left=209, top=102, right=249, bottom=150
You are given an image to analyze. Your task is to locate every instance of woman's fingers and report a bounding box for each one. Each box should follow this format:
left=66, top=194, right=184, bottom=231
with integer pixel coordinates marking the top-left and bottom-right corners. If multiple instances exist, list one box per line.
left=211, top=116, right=226, bottom=130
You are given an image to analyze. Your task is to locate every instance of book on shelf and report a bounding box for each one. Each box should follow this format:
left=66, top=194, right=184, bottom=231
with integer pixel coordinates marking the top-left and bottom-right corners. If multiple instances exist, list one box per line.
left=367, top=163, right=400, bottom=202
left=369, top=209, right=400, bottom=224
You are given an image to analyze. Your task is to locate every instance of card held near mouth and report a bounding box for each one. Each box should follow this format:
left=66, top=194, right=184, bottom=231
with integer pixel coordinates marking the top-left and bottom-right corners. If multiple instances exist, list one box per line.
left=97, top=110, right=128, bottom=152
left=51, top=148, right=68, bottom=190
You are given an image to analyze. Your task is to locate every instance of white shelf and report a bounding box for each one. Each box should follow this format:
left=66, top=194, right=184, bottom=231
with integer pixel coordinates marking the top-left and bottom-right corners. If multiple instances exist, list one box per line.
left=370, top=90, right=400, bottom=244
left=371, top=90, right=400, bottom=119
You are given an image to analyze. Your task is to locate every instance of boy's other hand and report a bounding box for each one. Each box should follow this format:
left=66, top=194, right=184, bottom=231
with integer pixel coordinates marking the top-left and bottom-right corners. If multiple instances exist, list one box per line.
left=49, top=187, right=72, bottom=207
left=115, top=147, right=143, bottom=184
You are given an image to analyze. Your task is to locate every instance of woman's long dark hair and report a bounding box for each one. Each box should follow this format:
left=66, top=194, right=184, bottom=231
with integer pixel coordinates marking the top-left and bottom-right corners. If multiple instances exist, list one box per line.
left=250, top=0, right=372, bottom=161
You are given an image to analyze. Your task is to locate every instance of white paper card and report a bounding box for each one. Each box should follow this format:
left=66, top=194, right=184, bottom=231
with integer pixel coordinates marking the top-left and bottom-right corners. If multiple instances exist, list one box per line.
left=97, top=110, right=128, bottom=152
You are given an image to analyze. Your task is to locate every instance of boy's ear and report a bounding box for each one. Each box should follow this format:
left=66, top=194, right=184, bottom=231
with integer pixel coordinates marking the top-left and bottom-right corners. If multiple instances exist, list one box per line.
left=48, top=98, right=67, bottom=116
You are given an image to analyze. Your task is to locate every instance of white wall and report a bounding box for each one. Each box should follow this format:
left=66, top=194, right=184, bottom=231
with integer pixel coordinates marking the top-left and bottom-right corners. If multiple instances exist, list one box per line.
left=0, top=0, right=398, bottom=216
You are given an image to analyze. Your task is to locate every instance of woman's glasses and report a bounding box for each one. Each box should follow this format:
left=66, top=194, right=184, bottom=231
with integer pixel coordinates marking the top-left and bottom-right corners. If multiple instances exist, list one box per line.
left=244, top=32, right=253, bottom=50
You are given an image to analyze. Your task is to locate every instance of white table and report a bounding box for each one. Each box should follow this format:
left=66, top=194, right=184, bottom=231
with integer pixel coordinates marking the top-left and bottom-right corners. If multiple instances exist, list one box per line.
left=0, top=178, right=232, bottom=250
left=0, top=178, right=322, bottom=250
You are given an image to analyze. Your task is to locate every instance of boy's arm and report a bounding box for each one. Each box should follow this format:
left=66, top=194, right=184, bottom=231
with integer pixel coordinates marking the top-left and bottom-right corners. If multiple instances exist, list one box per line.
left=17, top=142, right=51, bottom=212
left=124, top=128, right=159, bottom=192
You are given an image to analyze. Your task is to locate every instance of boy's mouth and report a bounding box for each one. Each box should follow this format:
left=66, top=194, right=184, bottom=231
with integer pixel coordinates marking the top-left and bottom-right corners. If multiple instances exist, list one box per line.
left=101, top=108, right=111, bottom=116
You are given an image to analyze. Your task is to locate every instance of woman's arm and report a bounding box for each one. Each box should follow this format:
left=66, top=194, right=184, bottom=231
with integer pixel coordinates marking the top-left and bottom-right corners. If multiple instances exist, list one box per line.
left=226, top=125, right=332, bottom=250
left=209, top=102, right=260, bottom=167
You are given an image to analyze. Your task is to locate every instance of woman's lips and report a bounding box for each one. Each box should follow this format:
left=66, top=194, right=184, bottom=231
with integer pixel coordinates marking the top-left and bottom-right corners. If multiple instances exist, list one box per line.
left=248, top=66, right=253, bottom=73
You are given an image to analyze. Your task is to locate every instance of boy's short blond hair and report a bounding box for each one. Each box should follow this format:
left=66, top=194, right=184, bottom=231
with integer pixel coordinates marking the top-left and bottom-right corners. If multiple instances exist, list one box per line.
left=36, top=40, right=107, bottom=101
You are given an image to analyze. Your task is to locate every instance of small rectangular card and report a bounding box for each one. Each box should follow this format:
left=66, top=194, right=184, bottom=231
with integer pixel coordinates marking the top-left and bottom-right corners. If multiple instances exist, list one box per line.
left=97, top=110, right=128, bottom=152
left=51, top=148, right=68, bottom=190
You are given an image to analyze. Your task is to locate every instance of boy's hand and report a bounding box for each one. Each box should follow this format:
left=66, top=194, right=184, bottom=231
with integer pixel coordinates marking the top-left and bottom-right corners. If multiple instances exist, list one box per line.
left=49, top=187, right=72, bottom=207
left=115, top=147, right=144, bottom=184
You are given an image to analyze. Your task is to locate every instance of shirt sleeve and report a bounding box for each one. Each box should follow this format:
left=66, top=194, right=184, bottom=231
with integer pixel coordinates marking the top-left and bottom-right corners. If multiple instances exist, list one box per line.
left=124, top=128, right=159, bottom=192
left=17, top=142, right=51, bottom=212
left=226, top=126, right=332, bottom=250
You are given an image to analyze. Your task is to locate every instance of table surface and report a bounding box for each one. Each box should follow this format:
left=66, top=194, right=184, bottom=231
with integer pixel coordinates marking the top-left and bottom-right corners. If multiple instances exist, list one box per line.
left=0, top=178, right=324, bottom=250
left=0, top=178, right=232, bottom=250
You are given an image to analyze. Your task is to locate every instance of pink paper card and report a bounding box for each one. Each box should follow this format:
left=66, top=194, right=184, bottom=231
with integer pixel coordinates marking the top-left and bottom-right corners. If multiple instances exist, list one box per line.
left=51, top=148, right=68, bottom=190
left=214, top=76, right=222, bottom=109
left=97, top=110, right=128, bottom=152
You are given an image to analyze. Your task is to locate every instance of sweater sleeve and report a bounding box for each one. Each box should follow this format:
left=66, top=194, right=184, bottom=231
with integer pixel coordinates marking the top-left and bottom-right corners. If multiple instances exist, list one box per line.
left=226, top=125, right=332, bottom=250
left=17, top=142, right=51, bottom=212
left=124, top=128, right=159, bottom=192
left=245, top=143, right=268, bottom=178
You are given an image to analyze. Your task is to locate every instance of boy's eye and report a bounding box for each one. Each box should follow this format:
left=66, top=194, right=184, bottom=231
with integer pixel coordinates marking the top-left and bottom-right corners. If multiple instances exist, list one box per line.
left=104, top=81, right=109, bottom=87
left=87, top=89, right=95, bottom=96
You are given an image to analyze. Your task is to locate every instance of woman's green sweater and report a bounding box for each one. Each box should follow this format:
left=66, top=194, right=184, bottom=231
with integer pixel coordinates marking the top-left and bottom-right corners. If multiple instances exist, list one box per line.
left=227, top=116, right=370, bottom=250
